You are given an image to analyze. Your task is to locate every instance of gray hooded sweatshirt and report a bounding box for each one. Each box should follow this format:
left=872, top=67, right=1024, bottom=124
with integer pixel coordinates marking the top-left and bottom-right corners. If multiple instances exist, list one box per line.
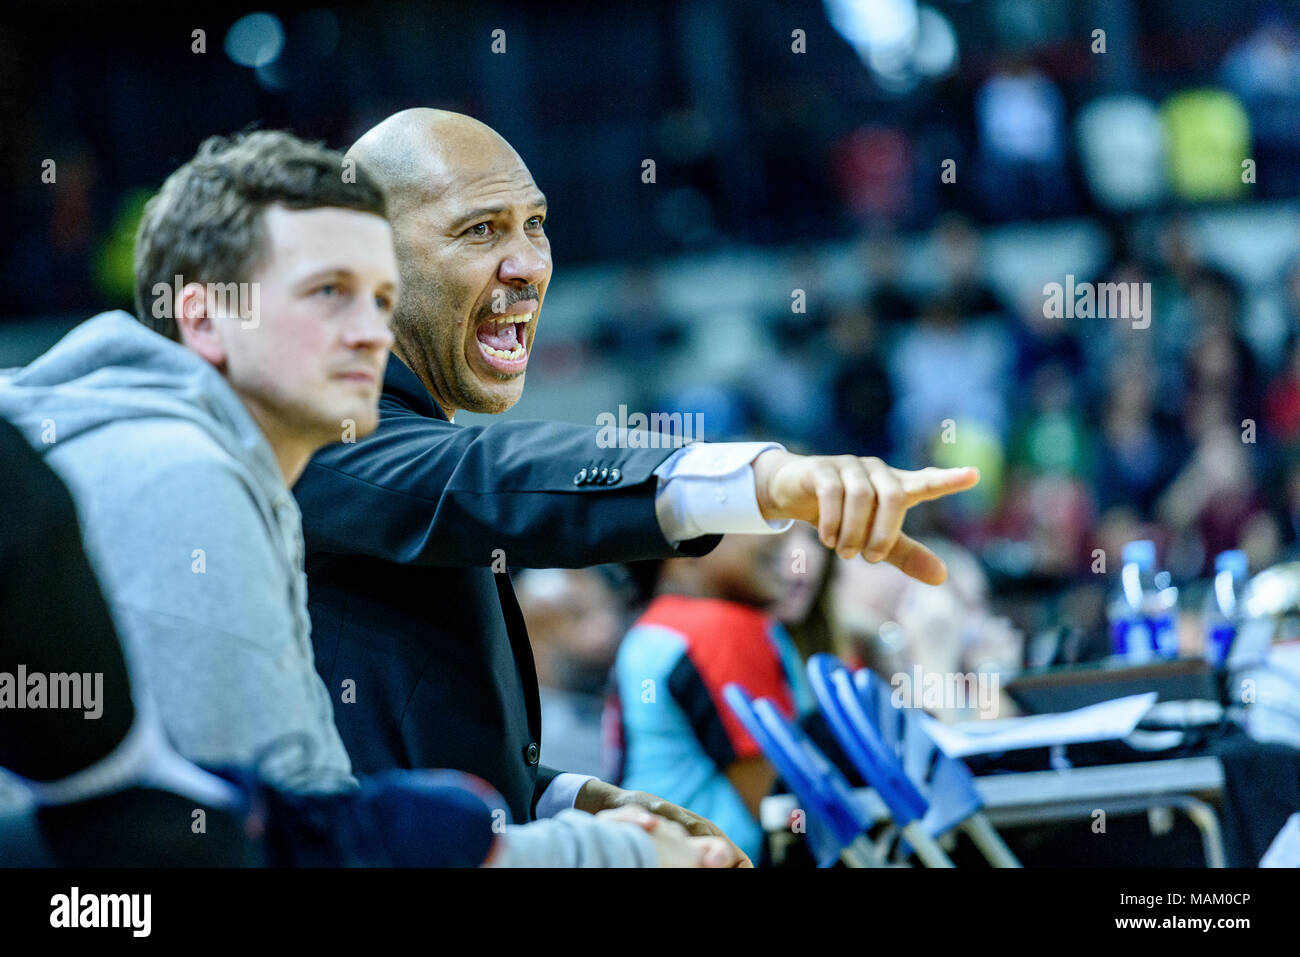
left=0, top=311, right=353, bottom=790
left=0, top=312, right=662, bottom=865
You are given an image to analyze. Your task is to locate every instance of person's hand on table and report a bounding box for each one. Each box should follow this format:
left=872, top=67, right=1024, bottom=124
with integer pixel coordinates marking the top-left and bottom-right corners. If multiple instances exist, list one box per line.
left=752, top=450, right=979, bottom=584
left=596, top=806, right=734, bottom=868
left=576, top=779, right=752, bottom=867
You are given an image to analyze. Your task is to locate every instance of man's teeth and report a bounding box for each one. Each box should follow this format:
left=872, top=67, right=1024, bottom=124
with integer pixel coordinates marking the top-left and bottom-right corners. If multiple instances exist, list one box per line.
left=479, top=311, right=530, bottom=360
left=481, top=342, right=526, bottom=360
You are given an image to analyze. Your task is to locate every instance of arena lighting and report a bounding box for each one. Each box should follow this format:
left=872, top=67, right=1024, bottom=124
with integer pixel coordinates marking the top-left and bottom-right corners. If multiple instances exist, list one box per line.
left=824, top=0, right=919, bottom=74
left=255, top=59, right=291, bottom=92
left=241, top=10, right=339, bottom=93
left=824, top=0, right=959, bottom=91
left=224, top=12, right=286, bottom=69
left=913, top=6, right=959, bottom=77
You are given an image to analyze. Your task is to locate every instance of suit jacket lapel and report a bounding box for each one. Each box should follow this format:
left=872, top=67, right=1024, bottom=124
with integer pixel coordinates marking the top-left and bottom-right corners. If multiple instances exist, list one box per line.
left=383, top=355, right=543, bottom=740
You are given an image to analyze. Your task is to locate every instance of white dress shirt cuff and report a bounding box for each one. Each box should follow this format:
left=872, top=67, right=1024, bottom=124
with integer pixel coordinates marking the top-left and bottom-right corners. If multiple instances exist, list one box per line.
left=653, top=441, right=794, bottom=544
left=533, top=772, right=597, bottom=819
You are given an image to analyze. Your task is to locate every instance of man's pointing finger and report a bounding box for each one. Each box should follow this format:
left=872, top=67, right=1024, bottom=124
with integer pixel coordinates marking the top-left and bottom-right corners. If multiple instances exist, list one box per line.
left=895, top=465, right=980, bottom=503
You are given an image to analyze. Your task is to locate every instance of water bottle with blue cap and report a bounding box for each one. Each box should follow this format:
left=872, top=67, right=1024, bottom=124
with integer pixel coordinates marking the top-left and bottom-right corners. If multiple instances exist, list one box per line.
left=1203, top=549, right=1247, bottom=667
left=1109, top=540, right=1179, bottom=661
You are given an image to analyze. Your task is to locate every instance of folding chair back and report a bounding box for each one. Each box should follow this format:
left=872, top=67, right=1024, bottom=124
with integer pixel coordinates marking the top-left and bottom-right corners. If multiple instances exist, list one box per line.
left=722, top=683, right=878, bottom=867
left=851, top=665, right=1021, bottom=867
left=807, top=654, right=928, bottom=826
left=851, top=666, right=982, bottom=836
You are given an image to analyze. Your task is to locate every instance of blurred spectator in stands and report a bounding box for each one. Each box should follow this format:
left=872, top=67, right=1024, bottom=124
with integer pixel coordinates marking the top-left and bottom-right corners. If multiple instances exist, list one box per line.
left=861, top=225, right=919, bottom=328
left=1221, top=12, right=1300, bottom=199
left=591, top=265, right=685, bottom=411
left=1153, top=215, right=1205, bottom=291
left=992, top=360, right=1096, bottom=579
left=1091, top=351, right=1188, bottom=519
left=1009, top=360, right=1089, bottom=479
left=833, top=124, right=915, bottom=224
left=825, top=303, right=893, bottom=458
left=1239, top=506, right=1285, bottom=576
left=974, top=55, right=1072, bottom=221
left=1144, top=218, right=1204, bottom=374
left=1183, top=267, right=1266, bottom=422
left=927, top=417, right=1006, bottom=533
left=17, top=147, right=101, bottom=314
left=931, top=213, right=1008, bottom=319
left=985, top=468, right=1095, bottom=580
left=770, top=522, right=842, bottom=663
left=1274, top=457, right=1300, bottom=559
left=591, top=265, right=685, bottom=366
left=1278, top=253, right=1300, bottom=337
left=830, top=540, right=1023, bottom=722
left=607, top=532, right=815, bottom=862
left=1078, top=252, right=1184, bottom=419
left=1186, top=263, right=1244, bottom=329
left=831, top=548, right=909, bottom=672
left=758, top=248, right=836, bottom=449
left=1011, top=285, right=1086, bottom=386
left=1265, top=334, right=1300, bottom=449
left=1140, top=220, right=1218, bottom=410
left=750, top=78, right=839, bottom=241
left=1160, top=87, right=1251, bottom=203
left=656, top=382, right=756, bottom=445
left=887, top=293, right=1013, bottom=468
left=516, top=568, right=629, bottom=779
left=1075, top=94, right=1168, bottom=213
left=1157, top=421, right=1268, bottom=577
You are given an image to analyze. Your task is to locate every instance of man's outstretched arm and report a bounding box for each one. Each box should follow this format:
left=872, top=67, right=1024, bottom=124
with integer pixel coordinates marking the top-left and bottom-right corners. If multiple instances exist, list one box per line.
left=295, top=412, right=721, bottom=567
left=297, top=409, right=978, bottom=582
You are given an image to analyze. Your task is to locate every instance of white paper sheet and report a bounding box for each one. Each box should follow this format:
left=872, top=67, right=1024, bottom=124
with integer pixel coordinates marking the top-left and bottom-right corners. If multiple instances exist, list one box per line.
left=918, top=692, right=1158, bottom=758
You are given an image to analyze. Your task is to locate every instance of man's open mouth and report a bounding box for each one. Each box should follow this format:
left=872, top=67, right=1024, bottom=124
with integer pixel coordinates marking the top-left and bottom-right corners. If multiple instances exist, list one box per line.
left=474, top=312, right=532, bottom=370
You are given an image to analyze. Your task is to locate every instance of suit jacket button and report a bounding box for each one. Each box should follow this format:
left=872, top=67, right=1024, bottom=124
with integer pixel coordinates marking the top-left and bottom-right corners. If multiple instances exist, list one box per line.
left=598, top=467, right=609, bottom=483
left=608, top=468, right=621, bottom=484
left=525, top=742, right=540, bottom=765
left=574, top=468, right=587, bottom=485
left=585, top=467, right=598, bottom=484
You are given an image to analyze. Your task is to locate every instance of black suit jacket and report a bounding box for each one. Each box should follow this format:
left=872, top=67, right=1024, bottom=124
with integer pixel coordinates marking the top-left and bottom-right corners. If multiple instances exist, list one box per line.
left=294, top=358, right=717, bottom=822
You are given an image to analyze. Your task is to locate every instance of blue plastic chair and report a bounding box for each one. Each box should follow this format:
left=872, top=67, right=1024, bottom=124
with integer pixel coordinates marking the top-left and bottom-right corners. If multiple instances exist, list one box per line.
left=808, top=654, right=1020, bottom=867
left=722, top=683, right=884, bottom=867
left=852, top=665, right=1020, bottom=866
left=806, top=655, right=955, bottom=866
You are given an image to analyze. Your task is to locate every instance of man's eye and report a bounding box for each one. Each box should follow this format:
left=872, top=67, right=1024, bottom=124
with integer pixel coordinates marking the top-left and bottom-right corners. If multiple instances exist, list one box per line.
left=316, top=283, right=341, bottom=297
left=375, top=293, right=394, bottom=311
left=526, top=216, right=544, bottom=230
left=468, top=222, right=491, bottom=237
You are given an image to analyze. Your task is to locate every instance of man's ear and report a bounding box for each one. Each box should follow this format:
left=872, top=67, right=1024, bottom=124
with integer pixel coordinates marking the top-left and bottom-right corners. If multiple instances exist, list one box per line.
left=174, top=281, right=226, bottom=369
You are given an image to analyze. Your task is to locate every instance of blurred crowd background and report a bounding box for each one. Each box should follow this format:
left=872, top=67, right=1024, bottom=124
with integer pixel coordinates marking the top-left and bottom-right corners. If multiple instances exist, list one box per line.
left=5, top=0, right=1300, bottom=763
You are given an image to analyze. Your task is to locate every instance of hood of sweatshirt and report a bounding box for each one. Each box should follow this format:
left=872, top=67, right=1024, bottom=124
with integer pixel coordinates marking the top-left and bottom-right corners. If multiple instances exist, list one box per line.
left=0, top=310, right=282, bottom=497
left=0, top=311, right=355, bottom=790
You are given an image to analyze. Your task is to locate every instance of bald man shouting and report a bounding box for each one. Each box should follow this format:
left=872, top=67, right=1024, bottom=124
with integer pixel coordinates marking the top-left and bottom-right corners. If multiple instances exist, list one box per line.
left=293, top=109, right=978, bottom=864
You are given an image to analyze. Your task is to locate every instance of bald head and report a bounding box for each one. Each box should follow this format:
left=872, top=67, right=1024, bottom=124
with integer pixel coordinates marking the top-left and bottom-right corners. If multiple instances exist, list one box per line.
left=348, top=109, right=525, bottom=219
left=347, top=108, right=551, bottom=419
